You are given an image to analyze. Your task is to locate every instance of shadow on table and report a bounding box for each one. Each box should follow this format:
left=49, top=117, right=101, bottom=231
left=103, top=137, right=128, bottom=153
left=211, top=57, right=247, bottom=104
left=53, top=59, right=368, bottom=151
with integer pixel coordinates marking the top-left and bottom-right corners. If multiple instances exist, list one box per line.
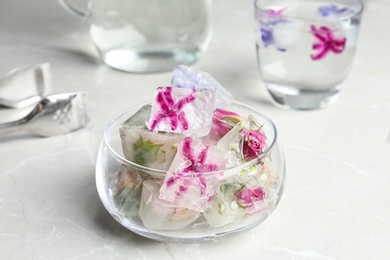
left=46, top=45, right=101, bottom=66
left=87, top=178, right=158, bottom=245
left=245, top=94, right=274, bottom=109
left=94, top=201, right=155, bottom=245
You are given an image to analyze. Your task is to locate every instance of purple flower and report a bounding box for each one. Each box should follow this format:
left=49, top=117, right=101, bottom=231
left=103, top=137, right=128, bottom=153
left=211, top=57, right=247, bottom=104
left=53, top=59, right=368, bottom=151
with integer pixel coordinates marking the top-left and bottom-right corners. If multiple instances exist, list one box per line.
left=310, top=25, right=346, bottom=60
left=319, top=5, right=349, bottom=17
left=259, top=7, right=288, bottom=51
left=261, top=27, right=273, bottom=47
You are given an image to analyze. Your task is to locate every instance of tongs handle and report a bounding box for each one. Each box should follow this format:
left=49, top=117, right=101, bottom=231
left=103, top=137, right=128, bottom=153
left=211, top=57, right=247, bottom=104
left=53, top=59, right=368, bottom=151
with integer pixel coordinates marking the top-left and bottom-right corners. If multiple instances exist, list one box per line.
left=0, top=95, right=42, bottom=109
left=0, top=121, right=26, bottom=136
left=0, top=105, right=41, bottom=136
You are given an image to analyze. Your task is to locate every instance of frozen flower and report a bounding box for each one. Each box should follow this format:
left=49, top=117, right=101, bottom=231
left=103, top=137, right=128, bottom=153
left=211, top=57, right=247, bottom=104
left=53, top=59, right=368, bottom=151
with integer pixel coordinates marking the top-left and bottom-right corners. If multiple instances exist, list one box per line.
left=236, top=186, right=266, bottom=208
left=148, top=86, right=196, bottom=132
left=318, top=5, right=349, bottom=17
left=259, top=7, right=288, bottom=51
left=160, top=137, right=228, bottom=212
left=242, top=129, right=266, bottom=161
left=310, top=25, right=346, bottom=60
left=261, top=27, right=273, bottom=47
left=209, top=109, right=242, bottom=140
left=267, top=7, right=287, bottom=16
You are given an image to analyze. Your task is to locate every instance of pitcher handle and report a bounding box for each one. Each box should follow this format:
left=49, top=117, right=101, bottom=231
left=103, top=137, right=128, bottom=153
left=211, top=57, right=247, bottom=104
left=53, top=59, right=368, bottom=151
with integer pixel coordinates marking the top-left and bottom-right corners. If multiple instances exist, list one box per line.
left=58, top=0, right=87, bottom=19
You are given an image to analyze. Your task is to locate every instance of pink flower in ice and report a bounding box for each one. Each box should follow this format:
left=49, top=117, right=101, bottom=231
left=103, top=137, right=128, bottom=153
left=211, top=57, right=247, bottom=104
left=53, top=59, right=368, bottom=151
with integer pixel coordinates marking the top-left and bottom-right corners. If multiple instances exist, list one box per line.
left=180, top=137, right=218, bottom=173
left=242, top=129, right=266, bottom=161
left=310, top=25, right=346, bottom=60
left=149, top=86, right=196, bottom=132
left=210, top=109, right=242, bottom=139
left=236, top=187, right=266, bottom=208
left=267, top=7, right=287, bottom=16
left=165, top=137, right=218, bottom=198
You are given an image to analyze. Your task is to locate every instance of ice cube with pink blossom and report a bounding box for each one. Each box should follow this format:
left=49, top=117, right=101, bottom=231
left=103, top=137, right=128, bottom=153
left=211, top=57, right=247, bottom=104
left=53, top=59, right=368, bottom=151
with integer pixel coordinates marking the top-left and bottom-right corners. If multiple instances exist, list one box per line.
left=146, top=86, right=215, bottom=137
left=204, top=173, right=269, bottom=227
left=202, top=108, right=242, bottom=144
left=203, top=182, right=247, bottom=227
left=159, top=137, right=229, bottom=212
left=171, top=65, right=234, bottom=109
left=217, top=115, right=267, bottom=170
left=139, top=180, right=200, bottom=230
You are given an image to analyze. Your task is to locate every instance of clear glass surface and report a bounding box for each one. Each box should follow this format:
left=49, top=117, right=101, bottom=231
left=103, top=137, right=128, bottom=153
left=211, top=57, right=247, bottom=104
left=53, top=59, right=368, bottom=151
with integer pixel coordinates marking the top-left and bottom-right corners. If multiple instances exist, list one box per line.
left=255, top=0, right=364, bottom=110
left=96, top=101, right=286, bottom=242
left=88, top=0, right=212, bottom=73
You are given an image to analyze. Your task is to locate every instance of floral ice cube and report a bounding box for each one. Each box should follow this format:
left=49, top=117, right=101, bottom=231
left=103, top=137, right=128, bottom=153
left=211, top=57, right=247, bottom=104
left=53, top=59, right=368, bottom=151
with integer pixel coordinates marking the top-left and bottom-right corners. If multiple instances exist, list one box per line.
left=121, top=104, right=151, bottom=128
left=204, top=173, right=269, bottom=227
left=203, top=108, right=242, bottom=144
left=203, top=182, right=246, bottom=227
left=217, top=115, right=267, bottom=169
left=119, top=127, right=183, bottom=172
left=236, top=186, right=267, bottom=209
left=171, top=65, right=234, bottom=109
left=146, top=86, right=215, bottom=137
left=139, top=180, right=200, bottom=230
left=318, top=4, right=351, bottom=17
left=159, top=137, right=229, bottom=212
left=110, top=165, right=144, bottom=217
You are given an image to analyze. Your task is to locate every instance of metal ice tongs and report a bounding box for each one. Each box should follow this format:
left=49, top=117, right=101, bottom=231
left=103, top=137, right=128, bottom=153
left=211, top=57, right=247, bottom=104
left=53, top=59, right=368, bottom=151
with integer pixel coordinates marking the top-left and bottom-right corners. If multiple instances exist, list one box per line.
left=0, top=92, right=89, bottom=137
left=0, top=63, right=51, bottom=109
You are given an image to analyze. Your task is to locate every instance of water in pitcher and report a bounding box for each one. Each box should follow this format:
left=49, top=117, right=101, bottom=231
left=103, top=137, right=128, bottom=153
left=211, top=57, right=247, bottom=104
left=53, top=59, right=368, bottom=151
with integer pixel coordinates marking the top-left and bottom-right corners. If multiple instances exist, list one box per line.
left=89, top=0, right=212, bottom=73
left=255, top=0, right=363, bottom=109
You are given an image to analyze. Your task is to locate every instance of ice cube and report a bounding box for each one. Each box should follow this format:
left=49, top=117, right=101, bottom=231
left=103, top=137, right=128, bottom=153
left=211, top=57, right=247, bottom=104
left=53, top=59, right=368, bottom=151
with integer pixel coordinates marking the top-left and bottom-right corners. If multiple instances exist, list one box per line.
left=139, top=180, right=200, bottom=230
left=159, top=137, right=229, bottom=212
left=217, top=115, right=267, bottom=169
left=110, top=165, right=144, bottom=217
left=204, top=172, right=269, bottom=227
left=318, top=4, right=352, bottom=17
left=119, top=127, right=183, bottom=172
left=202, top=108, right=242, bottom=144
left=272, top=20, right=304, bottom=50
left=171, top=65, right=234, bottom=109
left=146, top=86, right=215, bottom=137
left=122, top=104, right=151, bottom=128
left=203, top=182, right=246, bottom=227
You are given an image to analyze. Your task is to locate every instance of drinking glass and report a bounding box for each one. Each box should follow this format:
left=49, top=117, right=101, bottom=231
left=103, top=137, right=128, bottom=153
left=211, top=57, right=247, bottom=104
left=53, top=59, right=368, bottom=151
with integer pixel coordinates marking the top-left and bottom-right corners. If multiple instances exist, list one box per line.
left=254, top=0, right=364, bottom=110
left=95, top=101, right=285, bottom=242
left=59, top=0, right=212, bottom=73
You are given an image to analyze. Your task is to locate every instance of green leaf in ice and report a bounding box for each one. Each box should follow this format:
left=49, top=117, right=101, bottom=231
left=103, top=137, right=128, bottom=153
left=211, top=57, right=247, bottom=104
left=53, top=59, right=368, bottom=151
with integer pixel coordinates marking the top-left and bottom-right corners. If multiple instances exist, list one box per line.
left=220, top=182, right=245, bottom=195
left=132, top=135, right=163, bottom=167
left=218, top=203, right=225, bottom=215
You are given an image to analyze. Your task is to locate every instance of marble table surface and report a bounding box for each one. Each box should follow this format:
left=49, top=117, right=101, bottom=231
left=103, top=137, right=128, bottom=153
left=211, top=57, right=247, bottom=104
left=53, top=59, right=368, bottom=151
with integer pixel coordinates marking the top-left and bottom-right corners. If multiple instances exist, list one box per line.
left=1, top=0, right=389, bottom=259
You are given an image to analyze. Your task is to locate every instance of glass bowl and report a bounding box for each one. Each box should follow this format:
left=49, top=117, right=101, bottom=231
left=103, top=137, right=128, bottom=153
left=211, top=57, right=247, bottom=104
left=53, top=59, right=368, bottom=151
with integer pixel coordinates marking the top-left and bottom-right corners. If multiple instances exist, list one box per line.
left=96, top=101, right=286, bottom=242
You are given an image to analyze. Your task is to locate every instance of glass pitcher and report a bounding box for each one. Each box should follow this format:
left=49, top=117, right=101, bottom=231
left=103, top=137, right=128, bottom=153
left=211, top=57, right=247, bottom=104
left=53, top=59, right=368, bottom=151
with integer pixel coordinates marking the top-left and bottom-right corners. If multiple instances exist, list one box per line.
left=59, top=0, right=213, bottom=73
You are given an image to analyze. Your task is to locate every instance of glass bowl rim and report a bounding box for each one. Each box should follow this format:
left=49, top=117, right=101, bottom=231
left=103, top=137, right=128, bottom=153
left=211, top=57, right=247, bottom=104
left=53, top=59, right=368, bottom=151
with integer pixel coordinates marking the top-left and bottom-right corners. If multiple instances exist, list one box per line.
left=254, top=0, right=364, bottom=23
left=103, top=100, right=278, bottom=177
